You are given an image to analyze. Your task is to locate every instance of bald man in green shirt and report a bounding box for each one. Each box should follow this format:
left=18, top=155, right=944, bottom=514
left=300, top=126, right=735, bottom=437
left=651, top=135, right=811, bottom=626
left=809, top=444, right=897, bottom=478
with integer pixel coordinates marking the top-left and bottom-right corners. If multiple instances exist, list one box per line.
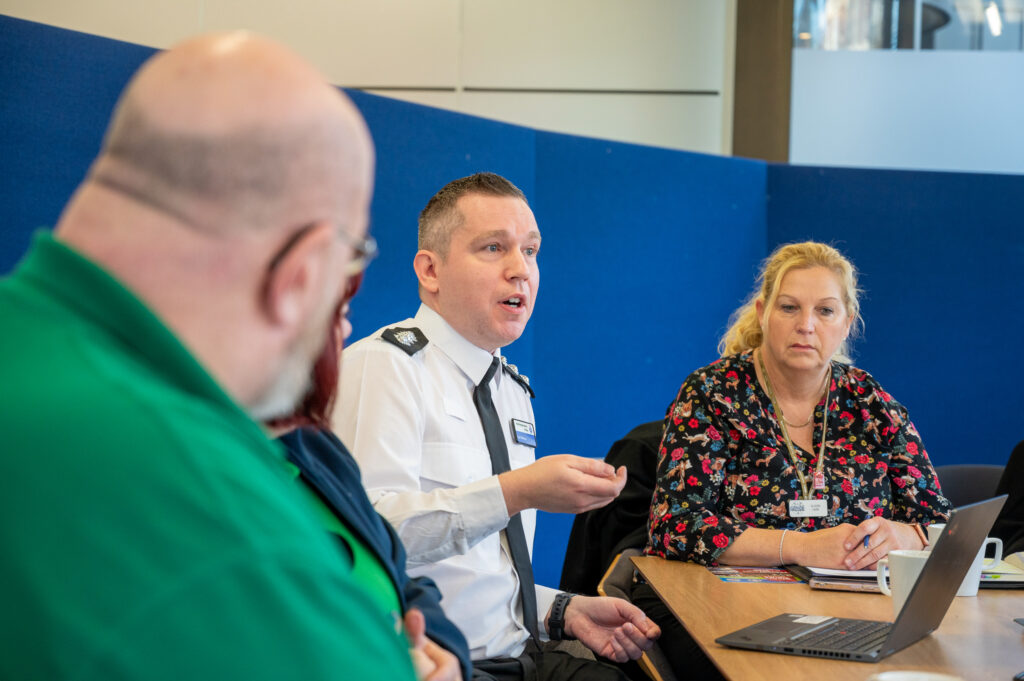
left=0, top=32, right=423, bottom=680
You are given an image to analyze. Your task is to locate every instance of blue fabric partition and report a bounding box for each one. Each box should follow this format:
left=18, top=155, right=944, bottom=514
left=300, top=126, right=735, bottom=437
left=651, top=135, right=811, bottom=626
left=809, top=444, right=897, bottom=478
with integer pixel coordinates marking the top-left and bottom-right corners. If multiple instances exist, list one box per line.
left=529, top=133, right=767, bottom=581
left=0, top=18, right=154, bottom=272
left=531, top=133, right=766, bottom=453
left=766, top=166, right=1024, bottom=472
left=3, top=13, right=1021, bottom=591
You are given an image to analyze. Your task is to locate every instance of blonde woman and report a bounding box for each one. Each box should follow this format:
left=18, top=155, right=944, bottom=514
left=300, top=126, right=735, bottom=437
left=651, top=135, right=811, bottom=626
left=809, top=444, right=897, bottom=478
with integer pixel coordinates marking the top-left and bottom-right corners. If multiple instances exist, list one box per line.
left=635, top=242, right=950, bottom=680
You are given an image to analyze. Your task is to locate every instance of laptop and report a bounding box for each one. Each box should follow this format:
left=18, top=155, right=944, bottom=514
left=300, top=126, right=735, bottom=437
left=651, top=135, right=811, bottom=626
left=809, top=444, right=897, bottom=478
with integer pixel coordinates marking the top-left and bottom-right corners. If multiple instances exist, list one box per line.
left=715, top=495, right=1007, bottom=662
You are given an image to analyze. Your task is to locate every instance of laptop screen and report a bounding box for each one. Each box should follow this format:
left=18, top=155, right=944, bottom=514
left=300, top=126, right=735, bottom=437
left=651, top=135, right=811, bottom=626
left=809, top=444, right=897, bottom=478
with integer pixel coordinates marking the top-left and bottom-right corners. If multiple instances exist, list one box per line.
left=883, top=495, right=1007, bottom=655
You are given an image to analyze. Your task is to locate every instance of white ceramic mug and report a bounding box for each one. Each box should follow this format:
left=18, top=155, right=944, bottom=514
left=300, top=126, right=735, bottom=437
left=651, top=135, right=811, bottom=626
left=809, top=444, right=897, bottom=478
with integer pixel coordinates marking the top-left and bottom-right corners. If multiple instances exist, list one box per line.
left=926, top=522, right=1003, bottom=597
left=876, top=549, right=931, bottom=618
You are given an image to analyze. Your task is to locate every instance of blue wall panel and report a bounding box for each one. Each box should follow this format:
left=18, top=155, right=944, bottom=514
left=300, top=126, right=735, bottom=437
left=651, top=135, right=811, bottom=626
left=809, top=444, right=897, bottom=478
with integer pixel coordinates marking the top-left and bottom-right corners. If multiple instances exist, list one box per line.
left=529, top=133, right=767, bottom=585
left=531, top=133, right=766, bottom=458
left=0, top=17, right=154, bottom=272
left=766, top=165, right=1024, bottom=468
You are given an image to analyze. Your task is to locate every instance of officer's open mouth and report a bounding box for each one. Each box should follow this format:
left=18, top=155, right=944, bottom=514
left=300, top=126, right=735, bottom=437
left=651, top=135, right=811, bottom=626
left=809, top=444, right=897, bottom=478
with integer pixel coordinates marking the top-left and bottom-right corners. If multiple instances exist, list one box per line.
left=502, top=296, right=523, bottom=308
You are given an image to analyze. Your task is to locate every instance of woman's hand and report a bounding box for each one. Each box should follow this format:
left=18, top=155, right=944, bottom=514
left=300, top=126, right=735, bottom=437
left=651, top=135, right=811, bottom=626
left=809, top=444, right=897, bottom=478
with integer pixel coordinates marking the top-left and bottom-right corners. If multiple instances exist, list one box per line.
left=790, top=519, right=925, bottom=570
left=840, top=517, right=926, bottom=570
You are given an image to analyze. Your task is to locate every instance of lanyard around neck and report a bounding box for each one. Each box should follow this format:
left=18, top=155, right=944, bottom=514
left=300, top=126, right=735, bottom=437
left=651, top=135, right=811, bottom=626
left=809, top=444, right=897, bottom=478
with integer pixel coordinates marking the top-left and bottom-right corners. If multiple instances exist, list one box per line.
left=757, top=350, right=831, bottom=500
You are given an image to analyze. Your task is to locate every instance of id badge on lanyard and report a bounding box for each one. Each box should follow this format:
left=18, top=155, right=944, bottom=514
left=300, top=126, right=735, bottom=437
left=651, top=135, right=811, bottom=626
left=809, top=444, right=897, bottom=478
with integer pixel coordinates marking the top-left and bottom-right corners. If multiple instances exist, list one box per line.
left=788, top=498, right=828, bottom=518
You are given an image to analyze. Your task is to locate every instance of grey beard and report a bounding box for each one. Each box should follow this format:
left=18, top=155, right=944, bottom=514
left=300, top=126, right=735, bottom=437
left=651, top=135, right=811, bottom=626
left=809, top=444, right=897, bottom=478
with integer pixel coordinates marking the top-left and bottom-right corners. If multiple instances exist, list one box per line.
left=247, top=350, right=313, bottom=422
left=249, top=296, right=334, bottom=423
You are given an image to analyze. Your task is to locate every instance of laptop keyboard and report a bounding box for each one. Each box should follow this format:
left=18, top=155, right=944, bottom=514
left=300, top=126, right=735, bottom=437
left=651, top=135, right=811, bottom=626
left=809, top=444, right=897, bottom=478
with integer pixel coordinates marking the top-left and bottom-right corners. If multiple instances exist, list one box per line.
left=788, top=618, right=892, bottom=653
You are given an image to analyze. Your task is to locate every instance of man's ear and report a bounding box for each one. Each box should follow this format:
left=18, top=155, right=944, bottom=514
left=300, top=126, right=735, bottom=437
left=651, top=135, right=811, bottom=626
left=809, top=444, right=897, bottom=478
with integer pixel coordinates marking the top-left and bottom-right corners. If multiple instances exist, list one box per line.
left=413, top=249, right=442, bottom=295
left=262, top=222, right=336, bottom=327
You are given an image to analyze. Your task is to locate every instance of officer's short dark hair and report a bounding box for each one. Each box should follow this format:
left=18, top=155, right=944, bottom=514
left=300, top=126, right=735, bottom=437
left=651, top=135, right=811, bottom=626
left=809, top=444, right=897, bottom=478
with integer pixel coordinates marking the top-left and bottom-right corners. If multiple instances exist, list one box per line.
left=418, top=172, right=527, bottom=258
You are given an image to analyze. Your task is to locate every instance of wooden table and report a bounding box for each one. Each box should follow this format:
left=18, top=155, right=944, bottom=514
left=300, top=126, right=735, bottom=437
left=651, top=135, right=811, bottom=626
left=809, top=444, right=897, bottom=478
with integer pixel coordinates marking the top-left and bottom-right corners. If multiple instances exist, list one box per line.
left=633, top=556, right=1024, bottom=681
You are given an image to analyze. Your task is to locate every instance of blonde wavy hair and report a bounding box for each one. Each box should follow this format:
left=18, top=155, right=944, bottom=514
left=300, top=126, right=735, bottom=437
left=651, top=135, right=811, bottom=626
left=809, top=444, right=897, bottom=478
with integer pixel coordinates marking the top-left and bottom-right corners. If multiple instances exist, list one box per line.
left=718, top=242, right=863, bottom=363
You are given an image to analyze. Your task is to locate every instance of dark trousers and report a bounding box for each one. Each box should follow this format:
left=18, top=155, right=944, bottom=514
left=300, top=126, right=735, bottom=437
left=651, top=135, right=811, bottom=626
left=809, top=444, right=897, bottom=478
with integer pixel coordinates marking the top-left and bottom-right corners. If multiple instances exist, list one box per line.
left=471, top=640, right=629, bottom=681
left=629, top=580, right=726, bottom=681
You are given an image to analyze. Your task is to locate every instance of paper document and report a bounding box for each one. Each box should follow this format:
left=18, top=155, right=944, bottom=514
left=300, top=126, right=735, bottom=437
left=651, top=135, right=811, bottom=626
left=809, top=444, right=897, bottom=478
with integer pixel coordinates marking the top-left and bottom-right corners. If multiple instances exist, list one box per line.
left=985, top=552, right=1024, bottom=575
left=804, top=566, right=877, bottom=578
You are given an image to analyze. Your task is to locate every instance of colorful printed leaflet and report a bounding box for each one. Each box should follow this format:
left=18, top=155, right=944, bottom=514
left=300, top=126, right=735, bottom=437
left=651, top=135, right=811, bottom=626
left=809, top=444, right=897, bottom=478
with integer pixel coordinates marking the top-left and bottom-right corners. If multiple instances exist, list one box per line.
left=707, top=566, right=804, bottom=584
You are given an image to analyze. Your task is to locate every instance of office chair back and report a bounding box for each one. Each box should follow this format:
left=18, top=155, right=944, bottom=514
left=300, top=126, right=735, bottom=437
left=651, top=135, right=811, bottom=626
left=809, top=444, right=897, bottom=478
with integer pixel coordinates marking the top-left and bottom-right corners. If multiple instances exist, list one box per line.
left=933, top=463, right=1004, bottom=508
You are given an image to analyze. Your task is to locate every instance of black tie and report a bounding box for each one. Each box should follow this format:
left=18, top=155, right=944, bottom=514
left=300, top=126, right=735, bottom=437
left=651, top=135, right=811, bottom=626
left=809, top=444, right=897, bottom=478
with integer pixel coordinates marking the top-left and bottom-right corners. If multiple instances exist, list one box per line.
left=473, top=357, right=540, bottom=640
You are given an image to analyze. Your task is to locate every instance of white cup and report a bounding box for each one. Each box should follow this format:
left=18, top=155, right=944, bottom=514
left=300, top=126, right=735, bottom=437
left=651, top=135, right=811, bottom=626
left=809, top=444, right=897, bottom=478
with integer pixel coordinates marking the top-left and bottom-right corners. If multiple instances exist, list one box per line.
left=926, top=523, right=1003, bottom=597
left=877, top=549, right=931, bottom=617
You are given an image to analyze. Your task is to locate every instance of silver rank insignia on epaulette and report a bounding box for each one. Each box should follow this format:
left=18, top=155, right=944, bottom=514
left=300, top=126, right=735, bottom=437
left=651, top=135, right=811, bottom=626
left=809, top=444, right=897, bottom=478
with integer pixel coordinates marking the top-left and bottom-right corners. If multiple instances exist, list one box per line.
left=381, top=326, right=428, bottom=356
left=500, top=355, right=535, bottom=398
left=394, top=330, right=417, bottom=346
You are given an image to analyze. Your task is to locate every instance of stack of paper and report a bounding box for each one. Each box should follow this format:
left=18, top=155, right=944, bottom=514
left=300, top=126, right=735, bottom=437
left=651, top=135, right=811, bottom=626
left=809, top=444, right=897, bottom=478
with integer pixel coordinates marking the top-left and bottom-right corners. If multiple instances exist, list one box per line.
left=785, top=551, right=1024, bottom=592
left=980, top=551, right=1024, bottom=588
left=784, top=565, right=881, bottom=592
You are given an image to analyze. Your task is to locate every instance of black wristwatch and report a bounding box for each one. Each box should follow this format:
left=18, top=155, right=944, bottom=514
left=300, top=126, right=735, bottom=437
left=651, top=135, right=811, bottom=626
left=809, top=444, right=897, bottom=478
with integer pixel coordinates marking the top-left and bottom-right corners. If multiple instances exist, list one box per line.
left=548, top=592, right=576, bottom=641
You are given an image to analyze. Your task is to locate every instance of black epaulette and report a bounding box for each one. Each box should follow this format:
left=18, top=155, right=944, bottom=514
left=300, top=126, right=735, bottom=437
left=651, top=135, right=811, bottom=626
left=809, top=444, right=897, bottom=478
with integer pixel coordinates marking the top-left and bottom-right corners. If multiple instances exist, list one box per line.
left=500, top=356, right=535, bottom=398
left=380, top=326, right=429, bottom=356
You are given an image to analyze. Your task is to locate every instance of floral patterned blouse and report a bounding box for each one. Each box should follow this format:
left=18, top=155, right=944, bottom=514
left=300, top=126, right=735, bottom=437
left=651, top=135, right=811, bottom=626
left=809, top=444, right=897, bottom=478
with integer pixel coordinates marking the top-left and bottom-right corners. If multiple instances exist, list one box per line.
left=646, top=351, right=951, bottom=565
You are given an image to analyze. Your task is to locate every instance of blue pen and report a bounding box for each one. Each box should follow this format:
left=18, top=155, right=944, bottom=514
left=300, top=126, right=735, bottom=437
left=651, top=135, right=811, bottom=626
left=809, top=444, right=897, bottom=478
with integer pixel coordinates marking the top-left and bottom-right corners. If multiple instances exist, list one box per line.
left=863, top=535, right=870, bottom=549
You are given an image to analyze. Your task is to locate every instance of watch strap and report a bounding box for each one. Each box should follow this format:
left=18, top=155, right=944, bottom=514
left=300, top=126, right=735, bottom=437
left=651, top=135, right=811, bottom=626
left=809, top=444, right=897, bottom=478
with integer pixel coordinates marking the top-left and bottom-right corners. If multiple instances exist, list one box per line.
left=548, top=592, right=576, bottom=641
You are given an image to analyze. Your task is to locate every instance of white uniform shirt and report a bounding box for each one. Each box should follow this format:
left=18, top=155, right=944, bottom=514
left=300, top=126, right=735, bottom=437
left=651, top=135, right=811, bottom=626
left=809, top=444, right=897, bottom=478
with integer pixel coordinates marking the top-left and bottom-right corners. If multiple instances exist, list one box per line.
left=335, top=304, right=557, bottom=660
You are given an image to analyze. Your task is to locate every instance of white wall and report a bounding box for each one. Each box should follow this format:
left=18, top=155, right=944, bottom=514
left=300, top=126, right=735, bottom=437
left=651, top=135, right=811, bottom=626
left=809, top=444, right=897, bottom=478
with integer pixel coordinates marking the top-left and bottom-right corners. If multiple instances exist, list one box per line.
left=790, top=48, right=1024, bottom=174
left=0, top=0, right=735, bottom=155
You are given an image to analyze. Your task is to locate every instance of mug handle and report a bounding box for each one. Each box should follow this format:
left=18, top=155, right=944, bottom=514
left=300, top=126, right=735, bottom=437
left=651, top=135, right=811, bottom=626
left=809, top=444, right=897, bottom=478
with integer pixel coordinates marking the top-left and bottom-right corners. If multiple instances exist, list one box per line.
left=982, top=537, right=1003, bottom=569
left=876, top=558, right=891, bottom=595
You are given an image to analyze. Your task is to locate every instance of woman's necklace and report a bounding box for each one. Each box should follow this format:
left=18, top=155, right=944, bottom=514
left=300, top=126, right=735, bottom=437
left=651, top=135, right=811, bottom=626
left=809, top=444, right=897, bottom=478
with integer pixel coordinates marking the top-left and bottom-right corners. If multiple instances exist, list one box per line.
left=783, top=414, right=813, bottom=428
left=779, top=370, right=829, bottom=428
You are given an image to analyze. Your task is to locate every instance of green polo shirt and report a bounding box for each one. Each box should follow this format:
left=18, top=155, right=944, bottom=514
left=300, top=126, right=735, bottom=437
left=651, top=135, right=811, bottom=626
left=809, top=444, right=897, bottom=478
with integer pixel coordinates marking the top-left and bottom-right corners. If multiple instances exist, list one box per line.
left=0, top=233, right=415, bottom=681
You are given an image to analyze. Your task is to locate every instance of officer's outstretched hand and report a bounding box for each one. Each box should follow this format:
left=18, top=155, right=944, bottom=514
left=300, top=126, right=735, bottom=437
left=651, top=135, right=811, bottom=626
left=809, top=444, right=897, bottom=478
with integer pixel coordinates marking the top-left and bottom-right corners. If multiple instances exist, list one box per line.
left=549, top=595, right=661, bottom=663
left=499, top=454, right=626, bottom=516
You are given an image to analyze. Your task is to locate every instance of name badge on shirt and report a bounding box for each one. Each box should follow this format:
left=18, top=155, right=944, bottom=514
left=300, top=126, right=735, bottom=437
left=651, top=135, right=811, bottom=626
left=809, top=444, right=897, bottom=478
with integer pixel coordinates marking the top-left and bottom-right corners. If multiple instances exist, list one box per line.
left=788, top=499, right=827, bottom=518
left=511, top=418, right=537, bottom=447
